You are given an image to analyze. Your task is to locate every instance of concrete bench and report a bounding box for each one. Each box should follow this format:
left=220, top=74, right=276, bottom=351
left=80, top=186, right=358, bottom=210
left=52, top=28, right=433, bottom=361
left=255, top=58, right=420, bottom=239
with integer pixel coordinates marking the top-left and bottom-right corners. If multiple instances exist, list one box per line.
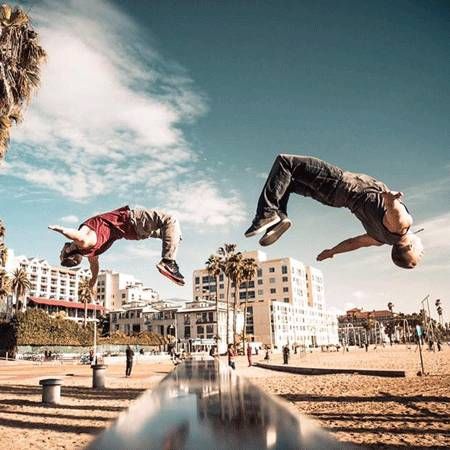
left=39, top=378, right=63, bottom=405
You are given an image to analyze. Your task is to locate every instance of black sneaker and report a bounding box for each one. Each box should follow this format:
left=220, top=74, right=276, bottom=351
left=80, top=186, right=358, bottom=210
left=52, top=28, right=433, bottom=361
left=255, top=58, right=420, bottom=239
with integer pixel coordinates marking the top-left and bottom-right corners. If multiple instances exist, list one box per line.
left=259, top=215, right=292, bottom=246
left=244, top=213, right=281, bottom=237
left=156, top=259, right=185, bottom=286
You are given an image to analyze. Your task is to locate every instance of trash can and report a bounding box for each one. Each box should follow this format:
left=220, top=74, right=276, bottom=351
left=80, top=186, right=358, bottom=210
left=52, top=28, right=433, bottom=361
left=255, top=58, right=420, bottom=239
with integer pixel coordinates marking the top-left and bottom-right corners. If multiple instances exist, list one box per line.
left=39, top=378, right=63, bottom=404
left=92, top=364, right=107, bottom=389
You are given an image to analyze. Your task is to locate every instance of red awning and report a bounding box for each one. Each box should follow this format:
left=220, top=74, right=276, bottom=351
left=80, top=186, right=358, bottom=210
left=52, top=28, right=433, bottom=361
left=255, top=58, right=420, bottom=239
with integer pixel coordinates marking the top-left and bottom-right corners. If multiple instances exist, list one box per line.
left=28, top=297, right=104, bottom=311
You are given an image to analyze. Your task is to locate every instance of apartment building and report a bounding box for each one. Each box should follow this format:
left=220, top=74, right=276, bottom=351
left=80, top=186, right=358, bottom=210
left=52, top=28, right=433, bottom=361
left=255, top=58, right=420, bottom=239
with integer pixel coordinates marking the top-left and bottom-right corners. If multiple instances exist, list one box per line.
left=7, top=252, right=102, bottom=320
left=175, top=299, right=242, bottom=353
left=109, top=301, right=158, bottom=334
left=193, top=250, right=338, bottom=349
left=96, top=269, right=159, bottom=311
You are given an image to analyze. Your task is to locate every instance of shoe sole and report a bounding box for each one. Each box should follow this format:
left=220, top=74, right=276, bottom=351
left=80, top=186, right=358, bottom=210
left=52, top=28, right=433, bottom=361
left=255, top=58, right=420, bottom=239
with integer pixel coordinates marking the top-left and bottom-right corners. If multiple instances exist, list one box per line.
left=244, top=216, right=281, bottom=237
left=259, top=219, right=292, bottom=246
left=156, top=264, right=185, bottom=286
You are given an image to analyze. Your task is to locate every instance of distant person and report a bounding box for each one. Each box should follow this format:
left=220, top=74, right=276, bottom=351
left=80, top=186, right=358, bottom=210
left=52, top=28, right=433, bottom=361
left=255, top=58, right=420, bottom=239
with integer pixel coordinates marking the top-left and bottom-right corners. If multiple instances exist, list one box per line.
left=227, top=344, right=236, bottom=370
left=283, top=345, right=290, bottom=364
left=246, top=344, right=253, bottom=367
left=364, top=342, right=369, bottom=352
left=264, top=347, right=271, bottom=361
left=89, top=349, right=94, bottom=365
left=209, top=346, right=218, bottom=358
left=49, top=205, right=185, bottom=286
left=125, top=345, right=134, bottom=377
left=245, top=155, right=424, bottom=269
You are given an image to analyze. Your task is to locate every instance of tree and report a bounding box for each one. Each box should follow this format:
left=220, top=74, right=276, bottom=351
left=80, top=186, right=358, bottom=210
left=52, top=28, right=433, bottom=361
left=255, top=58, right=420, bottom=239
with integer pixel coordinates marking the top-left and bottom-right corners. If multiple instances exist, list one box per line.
left=0, top=5, right=47, bottom=160
left=78, top=277, right=92, bottom=328
left=217, top=244, right=236, bottom=345
left=241, top=257, right=258, bottom=350
left=11, top=268, right=30, bottom=314
left=387, top=302, right=394, bottom=313
left=225, top=251, right=244, bottom=347
left=205, top=254, right=222, bottom=343
left=0, top=241, right=7, bottom=267
left=0, top=269, right=11, bottom=317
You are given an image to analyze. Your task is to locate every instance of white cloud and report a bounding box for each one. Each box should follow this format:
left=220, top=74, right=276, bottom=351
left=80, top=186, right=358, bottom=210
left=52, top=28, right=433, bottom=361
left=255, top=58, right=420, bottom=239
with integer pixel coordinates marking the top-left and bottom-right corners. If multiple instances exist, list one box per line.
left=2, top=0, right=244, bottom=228
left=351, top=290, right=367, bottom=300
left=59, top=215, right=79, bottom=224
left=164, top=180, right=246, bottom=228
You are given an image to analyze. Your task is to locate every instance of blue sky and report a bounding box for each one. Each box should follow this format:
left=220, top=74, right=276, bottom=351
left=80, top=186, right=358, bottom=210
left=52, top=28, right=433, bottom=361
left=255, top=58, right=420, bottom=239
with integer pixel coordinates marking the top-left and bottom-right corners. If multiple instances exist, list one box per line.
left=1, top=0, right=449, bottom=316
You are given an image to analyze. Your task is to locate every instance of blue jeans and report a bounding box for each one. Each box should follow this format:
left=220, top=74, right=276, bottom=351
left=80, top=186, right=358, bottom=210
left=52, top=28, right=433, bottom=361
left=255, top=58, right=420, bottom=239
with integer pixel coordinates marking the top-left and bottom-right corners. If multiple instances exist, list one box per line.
left=256, top=154, right=344, bottom=218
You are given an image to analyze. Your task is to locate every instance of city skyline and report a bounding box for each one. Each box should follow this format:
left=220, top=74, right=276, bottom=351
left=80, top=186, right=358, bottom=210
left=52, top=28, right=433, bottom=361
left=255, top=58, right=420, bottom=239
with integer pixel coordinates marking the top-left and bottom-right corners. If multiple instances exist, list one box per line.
left=0, top=0, right=449, bottom=315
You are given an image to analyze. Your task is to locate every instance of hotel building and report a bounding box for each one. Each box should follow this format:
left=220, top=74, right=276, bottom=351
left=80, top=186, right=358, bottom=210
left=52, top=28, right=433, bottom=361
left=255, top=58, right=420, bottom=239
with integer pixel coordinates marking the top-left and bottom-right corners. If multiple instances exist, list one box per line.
left=193, top=250, right=338, bottom=349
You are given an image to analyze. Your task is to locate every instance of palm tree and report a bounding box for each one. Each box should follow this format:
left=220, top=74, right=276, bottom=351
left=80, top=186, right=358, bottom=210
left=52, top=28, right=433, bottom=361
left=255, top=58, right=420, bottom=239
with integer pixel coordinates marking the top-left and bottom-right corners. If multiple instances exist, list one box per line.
left=0, top=269, right=11, bottom=317
left=217, top=244, right=236, bottom=345
left=0, top=241, right=8, bottom=267
left=11, top=267, right=30, bottom=313
left=0, top=219, right=5, bottom=240
left=78, top=277, right=92, bottom=328
left=0, top=5, right=47, bottom=160
left=225, top=251, right=244, bottom=347
left=387, top=302, right=394, bottom=313
left=241, top=257, right=258, bottom=350
left=205, top=254, right=222, bottom=343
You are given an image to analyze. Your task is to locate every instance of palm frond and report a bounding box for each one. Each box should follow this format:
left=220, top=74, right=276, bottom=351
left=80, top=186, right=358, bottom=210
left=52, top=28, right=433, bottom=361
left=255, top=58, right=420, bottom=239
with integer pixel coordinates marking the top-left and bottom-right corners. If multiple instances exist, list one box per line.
left=0, top=5, right=46, bottom=160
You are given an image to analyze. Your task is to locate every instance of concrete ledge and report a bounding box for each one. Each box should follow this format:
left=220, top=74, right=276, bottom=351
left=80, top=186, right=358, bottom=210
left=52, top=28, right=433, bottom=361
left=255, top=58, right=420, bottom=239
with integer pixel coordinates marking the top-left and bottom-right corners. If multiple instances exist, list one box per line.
left=255, top=362, right=406, bottom=378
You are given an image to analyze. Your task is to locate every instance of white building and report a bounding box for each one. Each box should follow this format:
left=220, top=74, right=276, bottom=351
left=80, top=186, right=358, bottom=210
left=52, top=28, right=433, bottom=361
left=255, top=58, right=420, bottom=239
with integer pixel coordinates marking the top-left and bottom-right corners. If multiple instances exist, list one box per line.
left=175, top=299, right=243, bottom=354
left=96, top=270, right=159, bottom=311
left=6, top=251, right=102, bottom=320
left=193, top=250, right=338, bottom=350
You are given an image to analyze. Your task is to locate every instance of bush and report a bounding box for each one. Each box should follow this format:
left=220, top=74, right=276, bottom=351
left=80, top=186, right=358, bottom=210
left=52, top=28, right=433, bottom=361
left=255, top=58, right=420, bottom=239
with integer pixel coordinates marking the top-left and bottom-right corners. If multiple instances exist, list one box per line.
left=0, top=309, right=169, bottom=354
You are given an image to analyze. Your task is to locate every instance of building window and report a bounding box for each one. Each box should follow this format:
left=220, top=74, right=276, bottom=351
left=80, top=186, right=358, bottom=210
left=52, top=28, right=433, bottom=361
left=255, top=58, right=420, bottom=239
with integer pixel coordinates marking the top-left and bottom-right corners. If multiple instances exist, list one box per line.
left=197, top=325, right=204, bottom=335
left=269, top=267, right=275, bottom=273
left=284, top=298, right=289, bottom=303
left=282, top=265, right=288, bottom=274
left=257, top=289, right=263, bottom=296
left=283, top=287, right=289, bottom=293
left=282, top=276, right=288, bottom=282
left=270, top=288, right=276, bottom=294
left=257, top=279, right=263, bottom=285
left=184, top=326, right=191, bottom=338
left=269, top=278, right=275, bottom=284
left=219, top=294, right=224, bottom=299
left=219, top=274, right=224, bottom=281
left=195, top=277, right=200, bottom=285
left=240, top=290, right=255, bottom=300
left=257, top=269, right=262, bottom=277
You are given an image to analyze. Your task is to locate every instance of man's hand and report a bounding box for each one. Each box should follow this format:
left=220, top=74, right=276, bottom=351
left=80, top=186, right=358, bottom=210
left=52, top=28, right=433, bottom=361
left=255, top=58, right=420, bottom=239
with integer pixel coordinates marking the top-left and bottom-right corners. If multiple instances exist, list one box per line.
left=316, top=249, right=335, bottom=261
left=48, top=225, right=64, bottom=233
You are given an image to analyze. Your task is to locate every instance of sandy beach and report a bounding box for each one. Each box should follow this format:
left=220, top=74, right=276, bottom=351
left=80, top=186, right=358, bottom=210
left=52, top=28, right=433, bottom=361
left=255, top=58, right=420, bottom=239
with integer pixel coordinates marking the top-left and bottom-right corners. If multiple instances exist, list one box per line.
left=0, top=345, right=449, bottom=449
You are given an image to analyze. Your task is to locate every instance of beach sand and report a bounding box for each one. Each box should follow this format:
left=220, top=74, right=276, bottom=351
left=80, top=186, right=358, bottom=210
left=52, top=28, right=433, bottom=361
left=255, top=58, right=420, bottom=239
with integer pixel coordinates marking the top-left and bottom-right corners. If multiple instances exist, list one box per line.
left=0, top=345, right=449, bottom=449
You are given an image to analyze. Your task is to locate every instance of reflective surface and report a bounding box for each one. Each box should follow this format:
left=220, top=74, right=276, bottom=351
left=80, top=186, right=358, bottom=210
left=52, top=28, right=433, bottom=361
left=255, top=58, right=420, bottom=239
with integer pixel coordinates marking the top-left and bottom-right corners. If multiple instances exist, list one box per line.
left=88, top=360, right=356, bottom=450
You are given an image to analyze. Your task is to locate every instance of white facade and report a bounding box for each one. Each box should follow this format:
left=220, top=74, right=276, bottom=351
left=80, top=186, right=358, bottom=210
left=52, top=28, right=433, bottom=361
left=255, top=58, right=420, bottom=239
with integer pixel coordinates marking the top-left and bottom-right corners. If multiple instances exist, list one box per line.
left=175, top=300, right=243, bottom=354
left=96, top=270, right=159, bottom=311
left=10, top=253, right=90, bottom=302
left=193, top=250, right=338, bottom=349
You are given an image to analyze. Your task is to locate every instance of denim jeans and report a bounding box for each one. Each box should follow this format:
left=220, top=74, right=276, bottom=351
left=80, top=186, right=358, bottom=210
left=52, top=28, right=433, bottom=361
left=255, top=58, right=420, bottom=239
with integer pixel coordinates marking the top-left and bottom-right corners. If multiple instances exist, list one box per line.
left=129, top=208, right=181, bottom=260
left=256, top=154, right=344, bottom=218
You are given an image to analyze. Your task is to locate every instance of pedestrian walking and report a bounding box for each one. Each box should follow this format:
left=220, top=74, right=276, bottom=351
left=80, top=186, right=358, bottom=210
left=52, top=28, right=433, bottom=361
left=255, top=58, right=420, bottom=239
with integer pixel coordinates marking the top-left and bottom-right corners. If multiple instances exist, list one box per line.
left=228, top=344, right=236, bottom=370
left=247, top=344, right=252, bottom=367
left=283, top=345, right=290, bottom=364
left=125, top=345, right=134, bottom=377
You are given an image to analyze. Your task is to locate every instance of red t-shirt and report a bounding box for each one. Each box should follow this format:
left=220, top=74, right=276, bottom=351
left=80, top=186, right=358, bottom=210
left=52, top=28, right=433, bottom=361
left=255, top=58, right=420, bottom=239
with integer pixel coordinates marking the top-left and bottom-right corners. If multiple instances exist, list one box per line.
left=79, top=206, right=138, bottom=257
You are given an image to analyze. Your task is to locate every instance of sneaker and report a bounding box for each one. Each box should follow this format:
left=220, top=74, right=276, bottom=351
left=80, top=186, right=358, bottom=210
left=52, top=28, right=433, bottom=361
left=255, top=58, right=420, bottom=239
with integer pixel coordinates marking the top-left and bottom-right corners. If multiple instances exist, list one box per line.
left=244, top=213, right=281, bottom=237
left=156, top=259, right=185, bottom=286
left=259, top=216, right=292, bottom=246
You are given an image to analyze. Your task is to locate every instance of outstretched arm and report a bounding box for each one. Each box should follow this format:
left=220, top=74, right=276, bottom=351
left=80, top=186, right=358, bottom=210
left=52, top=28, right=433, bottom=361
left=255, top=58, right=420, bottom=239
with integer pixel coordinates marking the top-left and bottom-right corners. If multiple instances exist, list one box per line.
left=48, top=224, right=94, bottom=249
left=88, top=256, right=99, bottom=290
left=317, top=234, right=383, bottom=261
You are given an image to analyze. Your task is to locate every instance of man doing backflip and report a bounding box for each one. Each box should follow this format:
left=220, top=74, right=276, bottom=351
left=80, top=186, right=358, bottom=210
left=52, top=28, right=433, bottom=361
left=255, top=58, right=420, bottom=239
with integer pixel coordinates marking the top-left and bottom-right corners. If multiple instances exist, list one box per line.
left=245, top=155, right=423, bottom=269
left=49, top=205, right=184, bottom=290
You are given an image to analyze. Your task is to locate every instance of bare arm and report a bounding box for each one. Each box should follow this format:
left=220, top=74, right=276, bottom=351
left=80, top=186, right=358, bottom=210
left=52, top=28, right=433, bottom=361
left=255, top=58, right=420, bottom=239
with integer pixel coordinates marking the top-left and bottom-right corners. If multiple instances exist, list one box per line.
left=317, top=234, right=383, bottom=261
left=88, top=256, right=99, bottom=290
left=48, top=225, right=94, bottom=249
left=381, top=191, right=413, bottom=234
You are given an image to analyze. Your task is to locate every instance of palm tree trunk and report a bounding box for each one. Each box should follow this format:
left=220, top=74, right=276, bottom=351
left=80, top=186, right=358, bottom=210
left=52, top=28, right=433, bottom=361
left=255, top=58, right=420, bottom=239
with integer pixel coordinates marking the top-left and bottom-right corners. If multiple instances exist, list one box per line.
left=225, top=277, right=230, bottom=345
left=233, top=279, right=239, bottom=347
left=215, top=274, right=219, bottom=345
left=14, top=291, right=18, bottom=314
left=243, top=281, right=249, bottom=350
left=84, top=299, right=88, bottom=328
